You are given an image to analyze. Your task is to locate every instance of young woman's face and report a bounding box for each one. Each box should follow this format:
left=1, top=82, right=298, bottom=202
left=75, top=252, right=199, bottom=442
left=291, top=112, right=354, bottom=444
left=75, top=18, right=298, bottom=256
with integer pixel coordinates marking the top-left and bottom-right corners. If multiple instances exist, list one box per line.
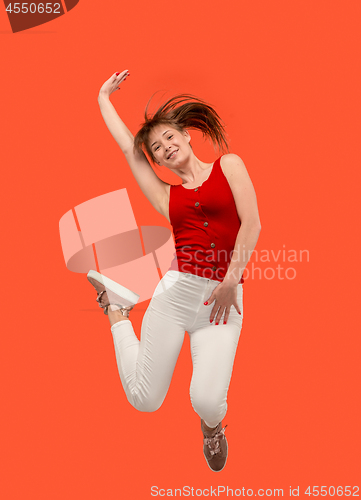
left=148, top=125, right=191, bottom=167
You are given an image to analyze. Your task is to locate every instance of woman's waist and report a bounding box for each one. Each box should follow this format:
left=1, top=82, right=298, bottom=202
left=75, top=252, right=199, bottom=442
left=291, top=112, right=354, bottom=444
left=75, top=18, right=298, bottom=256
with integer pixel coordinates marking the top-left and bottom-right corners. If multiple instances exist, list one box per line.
left=169, top=258, right=244, bottom=284
left=173, top=241, right=235, bottom=262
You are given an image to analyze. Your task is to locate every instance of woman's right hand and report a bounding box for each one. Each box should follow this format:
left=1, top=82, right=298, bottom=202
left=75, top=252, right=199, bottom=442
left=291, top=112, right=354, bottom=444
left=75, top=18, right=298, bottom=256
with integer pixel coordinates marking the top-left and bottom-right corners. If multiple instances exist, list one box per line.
left=98, top=69, right=130, bottom=99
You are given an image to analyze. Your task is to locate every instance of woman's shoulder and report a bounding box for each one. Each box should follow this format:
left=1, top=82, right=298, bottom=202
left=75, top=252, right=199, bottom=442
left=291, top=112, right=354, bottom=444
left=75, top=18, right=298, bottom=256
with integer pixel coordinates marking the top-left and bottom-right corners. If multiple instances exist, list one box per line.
left=219, top=153, right=245, bottom=166
left=219, top=153, right=247, bottom=178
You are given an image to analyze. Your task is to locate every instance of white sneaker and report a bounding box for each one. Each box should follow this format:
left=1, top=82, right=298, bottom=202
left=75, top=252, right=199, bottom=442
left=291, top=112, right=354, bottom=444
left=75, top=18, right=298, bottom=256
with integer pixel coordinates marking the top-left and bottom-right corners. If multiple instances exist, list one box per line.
left=87, top=270, right=140, bottom=316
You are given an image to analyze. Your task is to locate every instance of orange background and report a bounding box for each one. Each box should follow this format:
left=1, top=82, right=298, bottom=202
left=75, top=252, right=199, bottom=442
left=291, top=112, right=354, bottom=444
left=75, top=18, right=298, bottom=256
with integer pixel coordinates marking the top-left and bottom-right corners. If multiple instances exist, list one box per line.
left=1, top=1, right=360, bottom=498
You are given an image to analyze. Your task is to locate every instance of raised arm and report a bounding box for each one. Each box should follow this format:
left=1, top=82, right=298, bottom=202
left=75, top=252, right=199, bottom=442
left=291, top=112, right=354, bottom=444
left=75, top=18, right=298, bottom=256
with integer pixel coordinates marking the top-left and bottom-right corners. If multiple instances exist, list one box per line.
left=98, top=70, right=170, bottom=220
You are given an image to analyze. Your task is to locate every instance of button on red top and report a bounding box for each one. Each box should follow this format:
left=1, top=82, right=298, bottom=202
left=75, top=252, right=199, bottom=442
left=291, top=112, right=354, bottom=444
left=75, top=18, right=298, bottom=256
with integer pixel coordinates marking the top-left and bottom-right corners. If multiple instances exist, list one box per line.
left=168, top=156, right=244, bottom=284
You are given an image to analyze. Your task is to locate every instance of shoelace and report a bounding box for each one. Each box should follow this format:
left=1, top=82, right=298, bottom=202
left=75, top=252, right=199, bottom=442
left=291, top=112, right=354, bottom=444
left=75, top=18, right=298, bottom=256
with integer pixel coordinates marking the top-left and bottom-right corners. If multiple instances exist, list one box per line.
left=96, top=290, right=133, bottom=317
left=204, top=425, right=228, bottom=456
left=96, top=290, right=107, bottom=307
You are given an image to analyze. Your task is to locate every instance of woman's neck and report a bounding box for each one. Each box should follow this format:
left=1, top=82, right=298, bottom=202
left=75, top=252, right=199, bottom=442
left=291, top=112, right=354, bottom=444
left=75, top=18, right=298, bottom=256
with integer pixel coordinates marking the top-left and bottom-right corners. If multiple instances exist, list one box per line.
left=173, top=154, right=213, bottom=185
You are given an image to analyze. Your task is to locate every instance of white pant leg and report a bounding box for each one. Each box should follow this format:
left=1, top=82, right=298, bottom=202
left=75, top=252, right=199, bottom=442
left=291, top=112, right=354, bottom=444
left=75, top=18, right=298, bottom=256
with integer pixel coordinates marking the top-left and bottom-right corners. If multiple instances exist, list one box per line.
left=188, top=282, right=244, bottom=428
left=110, top=271, right=186, bottom=412
left=110, top=271, right=243, bottom=424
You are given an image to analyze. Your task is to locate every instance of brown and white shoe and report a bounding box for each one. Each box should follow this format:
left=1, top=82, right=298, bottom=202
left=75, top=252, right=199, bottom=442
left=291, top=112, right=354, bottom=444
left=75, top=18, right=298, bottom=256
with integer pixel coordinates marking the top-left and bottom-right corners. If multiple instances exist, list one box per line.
left=87, top=270, right=140, bottom=316
left=201, top=419, right=228, bottom=472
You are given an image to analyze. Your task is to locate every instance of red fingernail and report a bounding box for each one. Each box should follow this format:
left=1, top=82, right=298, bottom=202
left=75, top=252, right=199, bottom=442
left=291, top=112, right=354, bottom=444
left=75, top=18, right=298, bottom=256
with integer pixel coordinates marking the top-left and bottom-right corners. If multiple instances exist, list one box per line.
left=215, top=322, right=219, bottom=325
left=210, top=320, right=212, bottom=323
left=204, top=301, right=208, bottom=305
left=238, top=312, right=242, bottom=315
left=116, top=72, right=120, bottom=75
left=224, top=321, right=227, bottom=325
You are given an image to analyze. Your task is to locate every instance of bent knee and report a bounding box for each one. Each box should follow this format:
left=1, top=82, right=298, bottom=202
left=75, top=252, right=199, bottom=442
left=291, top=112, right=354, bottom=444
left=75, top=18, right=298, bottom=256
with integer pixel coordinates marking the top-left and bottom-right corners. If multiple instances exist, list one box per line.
left=128, top=393, right=165, bottom=413
left=190, top=387, right=227, bottom=425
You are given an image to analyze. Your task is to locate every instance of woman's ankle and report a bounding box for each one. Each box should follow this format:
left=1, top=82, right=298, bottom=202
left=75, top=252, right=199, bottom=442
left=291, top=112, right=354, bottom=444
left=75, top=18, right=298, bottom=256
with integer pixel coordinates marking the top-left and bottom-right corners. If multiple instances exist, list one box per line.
left=108, top=308, right=131, bottom=327
left=202, top=419, right=218, bottom=432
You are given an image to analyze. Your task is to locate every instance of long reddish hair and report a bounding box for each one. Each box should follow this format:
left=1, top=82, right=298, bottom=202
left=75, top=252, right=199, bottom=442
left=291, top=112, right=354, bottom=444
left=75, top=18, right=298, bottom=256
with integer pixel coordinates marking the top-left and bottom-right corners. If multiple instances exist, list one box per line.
left=133, top=94, right=229, bottom=163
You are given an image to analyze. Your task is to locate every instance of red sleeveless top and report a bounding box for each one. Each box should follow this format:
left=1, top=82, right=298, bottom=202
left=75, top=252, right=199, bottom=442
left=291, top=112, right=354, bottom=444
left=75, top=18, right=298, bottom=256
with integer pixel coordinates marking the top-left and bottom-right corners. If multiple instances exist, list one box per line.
left=168, top=156, right=244, bottom=283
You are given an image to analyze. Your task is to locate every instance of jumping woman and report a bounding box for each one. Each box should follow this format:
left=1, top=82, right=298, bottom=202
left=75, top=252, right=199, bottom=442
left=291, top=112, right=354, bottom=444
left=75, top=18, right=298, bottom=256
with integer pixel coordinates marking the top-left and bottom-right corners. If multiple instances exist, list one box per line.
left=87, top=69, right=261, bottom=472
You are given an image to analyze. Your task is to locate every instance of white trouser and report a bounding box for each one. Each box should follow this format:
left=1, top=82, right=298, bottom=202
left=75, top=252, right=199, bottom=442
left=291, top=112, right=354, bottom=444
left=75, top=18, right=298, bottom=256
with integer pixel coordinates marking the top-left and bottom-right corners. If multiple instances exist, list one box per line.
left=111, top=270, right=243, bottom=428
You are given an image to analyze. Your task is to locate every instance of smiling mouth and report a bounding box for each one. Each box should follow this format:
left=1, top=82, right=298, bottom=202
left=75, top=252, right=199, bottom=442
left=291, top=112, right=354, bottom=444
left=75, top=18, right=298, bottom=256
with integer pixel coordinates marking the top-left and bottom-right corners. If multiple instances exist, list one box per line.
left=167, top=150, right=178, bottom=160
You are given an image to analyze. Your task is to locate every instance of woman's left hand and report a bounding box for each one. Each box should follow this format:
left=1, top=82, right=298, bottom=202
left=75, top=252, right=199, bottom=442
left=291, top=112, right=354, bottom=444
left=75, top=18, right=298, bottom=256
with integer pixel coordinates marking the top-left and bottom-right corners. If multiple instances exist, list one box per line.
left=204, top=281, right=241, bottom=325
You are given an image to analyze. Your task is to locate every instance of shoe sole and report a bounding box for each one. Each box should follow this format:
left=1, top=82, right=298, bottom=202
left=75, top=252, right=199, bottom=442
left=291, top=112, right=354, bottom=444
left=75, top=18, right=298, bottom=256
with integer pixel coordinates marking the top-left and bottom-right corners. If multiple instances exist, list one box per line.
left=87, top=270, right=140, bottom=306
